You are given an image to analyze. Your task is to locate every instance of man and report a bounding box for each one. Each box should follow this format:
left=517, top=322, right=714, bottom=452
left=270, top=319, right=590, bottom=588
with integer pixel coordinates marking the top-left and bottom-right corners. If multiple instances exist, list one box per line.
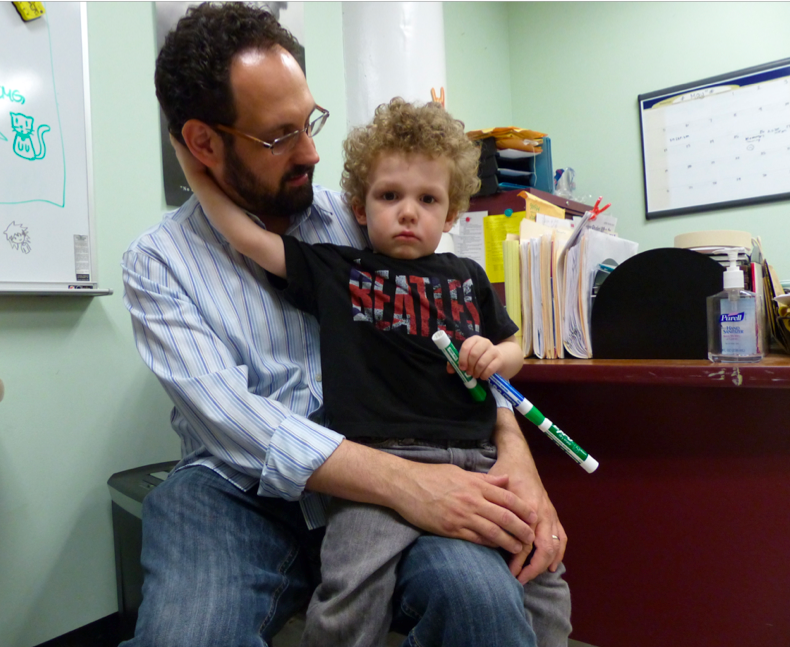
left=122, top=4, right=571, bottom=646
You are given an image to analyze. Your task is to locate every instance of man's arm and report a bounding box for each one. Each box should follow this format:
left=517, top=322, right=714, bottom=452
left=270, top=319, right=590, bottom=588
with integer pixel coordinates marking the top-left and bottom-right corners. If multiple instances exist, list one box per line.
left=307, top=437, right=536, bottom=553
left=122, top=239, right=344, bottom=501
left=172, top=136, right=287, bottom=277
left=123, top=229, right=537, bottom=551
left=489, top=407, right=567, bottom=583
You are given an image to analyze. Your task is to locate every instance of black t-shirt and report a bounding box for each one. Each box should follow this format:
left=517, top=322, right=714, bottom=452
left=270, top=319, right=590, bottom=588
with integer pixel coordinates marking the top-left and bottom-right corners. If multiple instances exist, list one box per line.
left=275, top=236, right=519, bottom=441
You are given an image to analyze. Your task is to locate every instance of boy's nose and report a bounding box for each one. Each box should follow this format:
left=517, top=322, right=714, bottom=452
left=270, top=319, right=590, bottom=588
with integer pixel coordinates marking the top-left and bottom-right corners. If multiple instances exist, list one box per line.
left=398, top=200, right=418, bottom=223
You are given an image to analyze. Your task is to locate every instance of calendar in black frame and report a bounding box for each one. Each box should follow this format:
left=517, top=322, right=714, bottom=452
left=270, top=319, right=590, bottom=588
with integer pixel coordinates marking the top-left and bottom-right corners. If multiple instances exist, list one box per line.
left=638, top=58, right=790, bottom=220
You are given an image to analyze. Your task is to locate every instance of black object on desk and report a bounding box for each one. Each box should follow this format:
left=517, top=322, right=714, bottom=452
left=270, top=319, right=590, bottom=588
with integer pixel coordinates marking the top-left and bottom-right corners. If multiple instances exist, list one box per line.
left=591, top=248, right=724, bottom=359
left=107, top=461, right=179, bottom=639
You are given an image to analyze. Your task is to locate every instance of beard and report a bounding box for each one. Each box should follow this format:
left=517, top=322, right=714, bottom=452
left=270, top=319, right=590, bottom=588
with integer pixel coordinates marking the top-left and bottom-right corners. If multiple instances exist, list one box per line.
left=223, top=144, right=315, bottom=220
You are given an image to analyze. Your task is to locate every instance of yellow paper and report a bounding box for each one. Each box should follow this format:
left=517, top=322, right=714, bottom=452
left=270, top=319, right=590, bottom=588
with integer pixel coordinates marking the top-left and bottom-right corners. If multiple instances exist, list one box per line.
left=467, top=126, right=547, bottom=142
left=503, top=236, right=522, bottom=352
left=520, top=191, right=566, bottom=222
left=483, top=212, right=527, bottom=283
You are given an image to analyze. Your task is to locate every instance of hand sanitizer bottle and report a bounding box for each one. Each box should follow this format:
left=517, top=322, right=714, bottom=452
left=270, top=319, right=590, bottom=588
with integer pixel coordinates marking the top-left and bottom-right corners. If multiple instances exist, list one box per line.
left=706, top=248, right=763, bottom=363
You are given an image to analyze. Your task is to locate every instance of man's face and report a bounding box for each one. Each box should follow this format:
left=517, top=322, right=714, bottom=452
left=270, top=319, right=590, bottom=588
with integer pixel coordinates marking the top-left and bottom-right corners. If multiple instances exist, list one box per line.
left=216, top=47, right=320, bottom=227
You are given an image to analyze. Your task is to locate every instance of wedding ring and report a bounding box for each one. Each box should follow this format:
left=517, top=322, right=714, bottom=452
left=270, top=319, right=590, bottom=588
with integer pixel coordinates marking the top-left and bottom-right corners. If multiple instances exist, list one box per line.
left=551, top=535, right=560, bottom=540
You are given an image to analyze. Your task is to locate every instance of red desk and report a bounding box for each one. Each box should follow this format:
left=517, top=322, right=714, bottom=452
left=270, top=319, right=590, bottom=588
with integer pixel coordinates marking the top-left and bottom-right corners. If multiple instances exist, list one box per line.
left=511, top=355, right=790, bottom=647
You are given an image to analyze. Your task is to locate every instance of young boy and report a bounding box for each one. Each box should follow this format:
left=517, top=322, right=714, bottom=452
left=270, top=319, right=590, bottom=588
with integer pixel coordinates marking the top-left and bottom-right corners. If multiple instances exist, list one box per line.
left=175, top=98, right=528, bottom=647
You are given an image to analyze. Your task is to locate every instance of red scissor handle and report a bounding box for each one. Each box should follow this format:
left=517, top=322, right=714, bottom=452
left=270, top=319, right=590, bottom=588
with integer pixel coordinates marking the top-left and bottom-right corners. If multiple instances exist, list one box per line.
left=590, top=196, right=611, bottom=219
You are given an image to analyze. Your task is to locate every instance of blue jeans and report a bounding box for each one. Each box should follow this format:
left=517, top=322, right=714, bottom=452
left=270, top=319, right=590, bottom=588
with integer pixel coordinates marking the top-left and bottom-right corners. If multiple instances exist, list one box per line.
left=121, top=465, right=571, bottom=647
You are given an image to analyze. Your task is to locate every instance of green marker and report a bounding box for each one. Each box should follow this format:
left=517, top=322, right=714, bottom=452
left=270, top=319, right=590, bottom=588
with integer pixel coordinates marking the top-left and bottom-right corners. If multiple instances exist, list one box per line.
left=487, top=373, right=598, bottom=473
left=432, top=330, right=598, bottom=473
left=432, top=330, right=487, bottom=402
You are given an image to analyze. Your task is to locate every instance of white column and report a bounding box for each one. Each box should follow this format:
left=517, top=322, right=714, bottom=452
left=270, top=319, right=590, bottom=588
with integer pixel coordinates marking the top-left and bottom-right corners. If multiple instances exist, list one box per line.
left=341, top=2, right=454, bottom=252
left=342, top=2, right=447, bottom=130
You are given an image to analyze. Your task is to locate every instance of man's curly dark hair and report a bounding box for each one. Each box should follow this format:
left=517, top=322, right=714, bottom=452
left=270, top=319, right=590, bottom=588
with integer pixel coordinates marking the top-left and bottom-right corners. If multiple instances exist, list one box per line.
left=155, top=2, right=302, bottom=143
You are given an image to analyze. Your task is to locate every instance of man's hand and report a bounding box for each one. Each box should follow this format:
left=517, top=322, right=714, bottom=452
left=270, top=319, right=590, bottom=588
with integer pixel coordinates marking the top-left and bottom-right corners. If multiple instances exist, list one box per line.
left=489, top=408, right=567, bottom=584
left=307, top=440, right=536, bottom=555
left=392, top=462, right=535, bottom=554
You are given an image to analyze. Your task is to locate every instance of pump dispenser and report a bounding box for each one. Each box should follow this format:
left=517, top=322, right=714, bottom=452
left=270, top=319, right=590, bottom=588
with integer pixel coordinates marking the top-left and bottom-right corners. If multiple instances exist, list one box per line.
left=706, top=247, right=763, bottom=362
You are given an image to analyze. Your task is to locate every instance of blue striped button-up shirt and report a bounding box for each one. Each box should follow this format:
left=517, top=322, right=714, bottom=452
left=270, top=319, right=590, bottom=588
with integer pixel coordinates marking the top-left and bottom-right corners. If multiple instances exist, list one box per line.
left=122, top=186, right=368, bottom=527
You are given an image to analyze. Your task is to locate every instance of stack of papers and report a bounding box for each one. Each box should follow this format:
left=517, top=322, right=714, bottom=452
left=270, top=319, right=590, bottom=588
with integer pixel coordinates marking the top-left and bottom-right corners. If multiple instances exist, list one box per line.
left=559, top=226, right=638, bottom=358
left=516, top=219, right=570, bottom=358
left=500, top=208, right=638, bottom=359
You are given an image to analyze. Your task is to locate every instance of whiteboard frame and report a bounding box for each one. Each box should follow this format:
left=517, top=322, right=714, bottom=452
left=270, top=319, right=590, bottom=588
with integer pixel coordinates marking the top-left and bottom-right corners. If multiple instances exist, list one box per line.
left=638, top=57, right=790, bottom=220
left=0, top=2, right=110, bottom=296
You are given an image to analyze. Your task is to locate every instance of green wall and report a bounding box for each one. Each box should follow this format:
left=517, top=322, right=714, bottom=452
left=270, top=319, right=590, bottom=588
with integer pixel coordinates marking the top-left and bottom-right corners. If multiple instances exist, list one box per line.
left=506, top=1, right=790, bottom=279
left=0, top=4, right=179, bottom=646
left=1, top=3, right=787, bottom=646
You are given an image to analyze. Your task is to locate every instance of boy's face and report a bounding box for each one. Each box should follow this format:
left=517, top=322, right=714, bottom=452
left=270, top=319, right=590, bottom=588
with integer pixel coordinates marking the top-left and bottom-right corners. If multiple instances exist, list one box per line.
left=352, top=153, right=456, bottom=260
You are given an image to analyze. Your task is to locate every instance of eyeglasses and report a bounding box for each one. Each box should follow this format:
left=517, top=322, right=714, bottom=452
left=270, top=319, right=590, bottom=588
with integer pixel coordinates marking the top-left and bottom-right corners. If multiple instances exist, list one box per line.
left=214, top=105, right=329, bottom=156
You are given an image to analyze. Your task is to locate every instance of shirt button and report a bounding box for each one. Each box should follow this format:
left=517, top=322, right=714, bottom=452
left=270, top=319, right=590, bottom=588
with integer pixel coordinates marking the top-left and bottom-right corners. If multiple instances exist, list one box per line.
left=315, top=373, right=322, bottom=382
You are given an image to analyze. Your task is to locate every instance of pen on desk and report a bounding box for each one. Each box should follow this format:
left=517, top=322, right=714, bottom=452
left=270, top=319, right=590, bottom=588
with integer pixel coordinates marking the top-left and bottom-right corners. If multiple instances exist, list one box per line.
left=431, top=330, right=598, bottom=473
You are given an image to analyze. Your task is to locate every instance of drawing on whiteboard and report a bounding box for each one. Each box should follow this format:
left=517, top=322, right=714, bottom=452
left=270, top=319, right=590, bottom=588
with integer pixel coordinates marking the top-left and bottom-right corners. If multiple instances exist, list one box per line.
left=4, top=222, right=32, bottom=254
left=10, top=112, right=50, bottom=161
left=0, top=85, right=26, bottom=105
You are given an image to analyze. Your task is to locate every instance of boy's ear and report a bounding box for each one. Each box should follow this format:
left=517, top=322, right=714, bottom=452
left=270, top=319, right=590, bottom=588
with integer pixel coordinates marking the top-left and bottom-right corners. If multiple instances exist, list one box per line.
left=181, top=119, right=225, bottom=169
left=351, top=200, right=368, bottom=226
left=443, top=210, right=458, bottom=233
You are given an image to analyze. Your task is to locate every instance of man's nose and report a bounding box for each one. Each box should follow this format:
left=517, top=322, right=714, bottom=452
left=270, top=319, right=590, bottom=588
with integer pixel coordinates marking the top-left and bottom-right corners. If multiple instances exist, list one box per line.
left=291, top=130, right=320, bottom=167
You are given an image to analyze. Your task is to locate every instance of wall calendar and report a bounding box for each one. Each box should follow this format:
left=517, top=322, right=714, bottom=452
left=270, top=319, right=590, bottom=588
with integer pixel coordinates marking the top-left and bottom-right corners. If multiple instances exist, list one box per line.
left=638, top=58, right=790, bottom=220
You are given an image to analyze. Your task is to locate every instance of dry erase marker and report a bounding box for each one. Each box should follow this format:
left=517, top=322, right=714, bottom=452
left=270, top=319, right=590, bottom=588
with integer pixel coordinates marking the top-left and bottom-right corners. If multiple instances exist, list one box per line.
left=432, top=330, right=487, bottom=402
left=432, top=330, right=598, bottom=473
left=487, top=373, right=599, bottom=473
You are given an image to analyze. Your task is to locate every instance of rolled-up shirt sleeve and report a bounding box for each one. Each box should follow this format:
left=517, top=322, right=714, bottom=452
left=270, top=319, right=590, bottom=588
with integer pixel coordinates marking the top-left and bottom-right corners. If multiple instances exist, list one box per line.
left=122, top=223, right=344, bottom=501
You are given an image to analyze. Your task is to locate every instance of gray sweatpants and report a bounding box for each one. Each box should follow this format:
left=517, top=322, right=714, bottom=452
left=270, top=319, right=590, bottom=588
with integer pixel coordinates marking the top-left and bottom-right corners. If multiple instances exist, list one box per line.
left=299, top=440, right=571, bottom=647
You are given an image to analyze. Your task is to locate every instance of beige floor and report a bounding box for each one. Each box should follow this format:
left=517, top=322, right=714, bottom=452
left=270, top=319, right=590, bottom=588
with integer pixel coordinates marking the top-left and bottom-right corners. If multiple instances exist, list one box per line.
left=273, top=614, right=596, bottom=646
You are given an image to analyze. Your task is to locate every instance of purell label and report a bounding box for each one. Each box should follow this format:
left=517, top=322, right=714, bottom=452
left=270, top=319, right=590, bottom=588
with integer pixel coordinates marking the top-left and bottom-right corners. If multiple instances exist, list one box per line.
left=720, top=300, right=756, bottom=354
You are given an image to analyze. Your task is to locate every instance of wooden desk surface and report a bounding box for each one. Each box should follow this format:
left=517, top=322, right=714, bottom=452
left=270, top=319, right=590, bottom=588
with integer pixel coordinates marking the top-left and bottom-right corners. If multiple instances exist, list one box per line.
left=514, top=353, right=790, bottom=389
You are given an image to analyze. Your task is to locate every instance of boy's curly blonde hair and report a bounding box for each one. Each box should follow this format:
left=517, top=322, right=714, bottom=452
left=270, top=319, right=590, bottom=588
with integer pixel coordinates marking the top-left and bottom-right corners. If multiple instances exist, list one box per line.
left=341, top=98, right=481, bottom=217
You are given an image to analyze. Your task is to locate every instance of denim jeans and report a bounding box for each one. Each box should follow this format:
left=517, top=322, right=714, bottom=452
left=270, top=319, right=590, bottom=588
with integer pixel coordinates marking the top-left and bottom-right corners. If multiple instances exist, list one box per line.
left=121, top=464, right=571, bottom=647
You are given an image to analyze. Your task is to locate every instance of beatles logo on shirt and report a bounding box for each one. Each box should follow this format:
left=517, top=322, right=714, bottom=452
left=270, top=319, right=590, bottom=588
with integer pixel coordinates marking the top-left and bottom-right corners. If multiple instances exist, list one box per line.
left=349, top=268, right=481, bottom=340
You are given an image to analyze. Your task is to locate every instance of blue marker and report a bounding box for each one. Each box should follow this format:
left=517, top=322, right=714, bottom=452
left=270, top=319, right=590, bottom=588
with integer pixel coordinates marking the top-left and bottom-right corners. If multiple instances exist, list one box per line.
left=487, top=374, right=598, bottom=473
left=432, top=330, right=598, bottom=473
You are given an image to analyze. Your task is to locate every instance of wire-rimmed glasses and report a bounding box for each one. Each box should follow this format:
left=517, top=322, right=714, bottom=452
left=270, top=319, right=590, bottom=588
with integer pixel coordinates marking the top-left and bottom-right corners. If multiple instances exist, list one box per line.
left=214, top=105, right=329, bottom=156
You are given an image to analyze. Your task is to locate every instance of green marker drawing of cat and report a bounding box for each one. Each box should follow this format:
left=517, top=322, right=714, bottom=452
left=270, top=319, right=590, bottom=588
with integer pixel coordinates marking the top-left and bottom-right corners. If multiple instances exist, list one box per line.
left=10, top=112, right=50, bottom=161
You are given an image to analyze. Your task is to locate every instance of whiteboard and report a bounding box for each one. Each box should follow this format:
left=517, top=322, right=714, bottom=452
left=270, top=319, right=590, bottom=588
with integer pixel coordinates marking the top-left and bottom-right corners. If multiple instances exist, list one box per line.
left=0, top=2, right=107, bottom=294
left=639, top=58, right=790, bottom=220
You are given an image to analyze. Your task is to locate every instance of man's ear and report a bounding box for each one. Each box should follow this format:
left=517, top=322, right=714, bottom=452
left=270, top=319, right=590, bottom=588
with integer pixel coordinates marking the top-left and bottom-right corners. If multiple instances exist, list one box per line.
left=443, top=210, right=458, bottom=233
left=351, top=200, right=368, bottom=226
left=181, top=119, right=224, bottom=169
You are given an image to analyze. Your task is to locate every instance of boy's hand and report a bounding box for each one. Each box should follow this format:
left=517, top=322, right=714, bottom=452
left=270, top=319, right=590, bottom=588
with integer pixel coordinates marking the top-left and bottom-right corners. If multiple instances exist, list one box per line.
left=170, top=134, right=208, bottom=182
left=453, top=335, right=503, bottom=380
